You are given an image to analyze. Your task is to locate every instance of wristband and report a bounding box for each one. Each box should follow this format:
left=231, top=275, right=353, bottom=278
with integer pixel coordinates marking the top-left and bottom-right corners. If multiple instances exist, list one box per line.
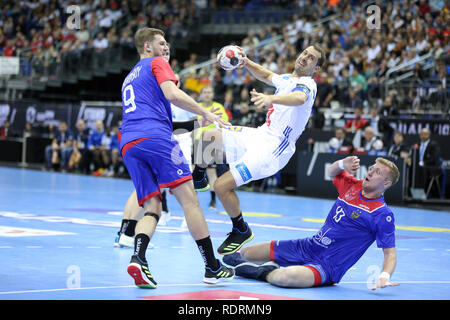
left=379, top=272, right=391, bottom=280
left=338, top=160, right=345, bottom=170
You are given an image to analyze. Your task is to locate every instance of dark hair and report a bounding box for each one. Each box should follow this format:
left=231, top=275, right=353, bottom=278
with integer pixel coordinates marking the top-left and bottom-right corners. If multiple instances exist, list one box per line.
left=312, top=44, right=326, bottom=67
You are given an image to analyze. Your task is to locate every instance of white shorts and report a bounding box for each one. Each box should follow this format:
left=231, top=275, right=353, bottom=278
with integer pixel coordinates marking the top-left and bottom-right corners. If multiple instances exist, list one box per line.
left=222, top=126, right=295, bottom=187
left=174, top=132, right=193, bottom=166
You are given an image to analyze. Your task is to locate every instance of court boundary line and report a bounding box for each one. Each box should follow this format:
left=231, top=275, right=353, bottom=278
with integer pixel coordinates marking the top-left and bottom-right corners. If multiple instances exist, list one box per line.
left=1, top=281, right=449, bottom=296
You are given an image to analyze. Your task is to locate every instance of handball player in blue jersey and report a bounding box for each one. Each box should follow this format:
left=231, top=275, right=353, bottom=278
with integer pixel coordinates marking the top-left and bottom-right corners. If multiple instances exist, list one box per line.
left=223, top=156, right=400, bottom=290
left=120, top=27, right=233, bottom=288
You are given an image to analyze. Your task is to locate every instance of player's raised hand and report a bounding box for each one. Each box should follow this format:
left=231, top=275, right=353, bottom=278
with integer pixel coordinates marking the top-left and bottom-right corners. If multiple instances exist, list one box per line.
left=234, top=46, right=247, bottom=68
left=250, top=89, right=272, bottom=108
left=343, top=156, right=360, bottom=175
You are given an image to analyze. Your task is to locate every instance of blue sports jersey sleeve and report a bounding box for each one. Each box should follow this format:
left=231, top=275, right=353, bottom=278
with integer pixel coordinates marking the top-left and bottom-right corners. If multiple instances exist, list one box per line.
left=374, top=207, right=396, bottom=248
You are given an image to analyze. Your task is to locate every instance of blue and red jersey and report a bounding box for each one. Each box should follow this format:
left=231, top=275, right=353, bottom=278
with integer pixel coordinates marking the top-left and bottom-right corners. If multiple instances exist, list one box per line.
left=119, top=56, right=178, bottom=151
left=304, top=171, right=396, bottom=283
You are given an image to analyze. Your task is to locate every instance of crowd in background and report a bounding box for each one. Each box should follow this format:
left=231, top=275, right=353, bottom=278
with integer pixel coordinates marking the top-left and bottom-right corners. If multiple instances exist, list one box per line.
left=0, top=0, right=448, bottom=194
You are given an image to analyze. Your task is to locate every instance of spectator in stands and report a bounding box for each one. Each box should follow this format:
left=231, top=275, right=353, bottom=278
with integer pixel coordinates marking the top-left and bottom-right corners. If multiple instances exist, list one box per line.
left=233, top=102, right=252, bottom=126
left=222, top=89, right=235, bottom=119
left=44, top=121, right=74, bottom=171
left=73, top=119, right=91, bottom=173
left=416, top=127, right=442, bottom=197
left=380, top=95, right=399, bottom=117
left=23, top=122, right=34, bottom=138
left=109, top=126, right=121, bottom=176
left=345, top=106, right=366, bottom=133
left=366, top=106, right=382, bottom=137
left=327, top=127, right=353, bottom=154
left=367, top=38, right=382, bottom=63
left=386, top=131, right=409, bottom=160
left=349, top=67, right=368, bottom=102
left=94, top=126, right=116, bottom=176
left=0, top=120, right=16, bottom=139
left=93, top=32, right=108, bottom=51
left=417, top=128, right=441, bottom=169
left=315, top=71, right=334, bottom=110
left=87, top=120, right=106, bottom=173
left=362, top=126, right=383, bottom=154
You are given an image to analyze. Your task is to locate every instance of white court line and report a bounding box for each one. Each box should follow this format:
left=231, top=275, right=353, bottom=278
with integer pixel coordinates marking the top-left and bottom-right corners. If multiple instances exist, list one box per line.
left=0, top=282, right=266, bottom=295
left=1, top=281, right=449, bottom=296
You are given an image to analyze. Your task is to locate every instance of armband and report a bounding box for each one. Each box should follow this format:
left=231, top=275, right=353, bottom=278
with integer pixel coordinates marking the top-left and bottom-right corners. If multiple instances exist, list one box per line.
left=173, top=120, right=195, bottom=132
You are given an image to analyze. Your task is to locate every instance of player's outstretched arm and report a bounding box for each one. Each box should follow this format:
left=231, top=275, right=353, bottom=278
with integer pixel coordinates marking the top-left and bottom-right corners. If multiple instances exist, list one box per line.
left=250, top=88, right=307, bottom=108
left=160, top=80, right=230, bottom=128
left=371, top=247, right=399, bottom=290
left=236, top=47, right=275, bottom=86
left=328, top=156, right=360, bottom=179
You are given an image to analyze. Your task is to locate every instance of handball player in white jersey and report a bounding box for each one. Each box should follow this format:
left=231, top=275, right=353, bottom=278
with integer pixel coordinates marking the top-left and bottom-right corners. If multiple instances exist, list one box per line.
left=192, top=44, right=326, bottom=255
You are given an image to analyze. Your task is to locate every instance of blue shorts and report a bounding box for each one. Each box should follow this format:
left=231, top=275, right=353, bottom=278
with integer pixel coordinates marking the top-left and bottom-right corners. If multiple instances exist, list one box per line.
left=270, top=239, right=332, bottom=286
left=121, top=137, right=192, bottom=207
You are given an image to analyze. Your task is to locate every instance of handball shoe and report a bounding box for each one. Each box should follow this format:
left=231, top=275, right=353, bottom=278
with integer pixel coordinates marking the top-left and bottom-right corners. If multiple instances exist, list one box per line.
left=127, top=255, right=157, bottom=289
left=203, top=260, right=235, bottom=284
left=234, top=260, right=279, bottom=280
left=217, top=223, right=254, bottom=255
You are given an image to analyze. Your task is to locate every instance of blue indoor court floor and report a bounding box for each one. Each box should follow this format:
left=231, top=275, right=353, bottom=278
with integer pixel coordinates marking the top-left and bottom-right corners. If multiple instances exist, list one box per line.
left=0, top=166, right=449, bottom=300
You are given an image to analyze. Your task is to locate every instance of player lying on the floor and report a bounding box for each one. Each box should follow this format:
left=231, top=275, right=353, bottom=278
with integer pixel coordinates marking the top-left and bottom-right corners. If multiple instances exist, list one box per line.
left=223, top=156, right=400, bottom=290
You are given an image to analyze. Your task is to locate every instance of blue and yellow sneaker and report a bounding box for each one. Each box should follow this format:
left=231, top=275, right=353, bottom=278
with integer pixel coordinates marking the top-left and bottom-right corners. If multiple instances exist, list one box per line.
left=127, top=255, right=157, bottom=289
left=217, top=223, right=254, bottom=255
left=203, top=260, right=235, bottom=284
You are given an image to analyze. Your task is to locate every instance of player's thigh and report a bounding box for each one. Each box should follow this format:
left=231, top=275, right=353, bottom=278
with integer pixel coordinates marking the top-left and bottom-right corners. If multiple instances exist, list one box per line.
left=142, top=195, right=162, bottom=216
left=214, top=170, right=237, bottom=194
left=241, top=242, right=271, bottom=261
left=122, top=147, right=160, bottom=207
left=123, top=190, right=141, bottom=220
left=170, top=179, right=200, bottom=210
left=268, top=265, right=316, bottom=288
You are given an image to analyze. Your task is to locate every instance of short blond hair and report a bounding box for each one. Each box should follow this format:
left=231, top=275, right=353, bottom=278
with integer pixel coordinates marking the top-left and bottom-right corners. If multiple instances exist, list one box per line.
left=376, top=157, right=400, bottom=185
left=134, top=28, right=164, bottom=54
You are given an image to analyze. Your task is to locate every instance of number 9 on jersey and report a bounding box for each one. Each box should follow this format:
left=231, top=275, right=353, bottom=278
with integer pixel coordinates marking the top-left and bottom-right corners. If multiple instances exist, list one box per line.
left=123, top=84, right=137, bottom=113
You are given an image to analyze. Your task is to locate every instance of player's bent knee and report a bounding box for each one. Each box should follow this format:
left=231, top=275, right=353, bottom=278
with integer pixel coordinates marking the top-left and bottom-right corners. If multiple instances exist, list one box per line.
left=144, top=212, right=160, bottom=224
left=269, top=267, right=314, bottom=288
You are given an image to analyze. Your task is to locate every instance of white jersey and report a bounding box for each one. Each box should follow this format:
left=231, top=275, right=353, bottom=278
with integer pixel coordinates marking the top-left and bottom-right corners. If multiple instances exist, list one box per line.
left=171, top=104, right=196, bottom=122
left=259, top=73, right=317, bottom=144
left=222, top=73, right=317, bottom=186
left=171, top=103, right=195, bottom=166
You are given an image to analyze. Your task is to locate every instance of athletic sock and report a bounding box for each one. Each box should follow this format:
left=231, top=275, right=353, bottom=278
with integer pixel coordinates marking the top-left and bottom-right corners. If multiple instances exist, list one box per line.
left=195, top=236, right=220, bottom=270
left=119, top=219, right=129, bottom=235
left=134, top=234, right=150, bottom=262
left=161, top=190, right=168, bottom=212
left=192, top=165, right=206, bottom=181
left=231, top=212, right=247, bottom=232
left=124, top=220, right=137, bottom=237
